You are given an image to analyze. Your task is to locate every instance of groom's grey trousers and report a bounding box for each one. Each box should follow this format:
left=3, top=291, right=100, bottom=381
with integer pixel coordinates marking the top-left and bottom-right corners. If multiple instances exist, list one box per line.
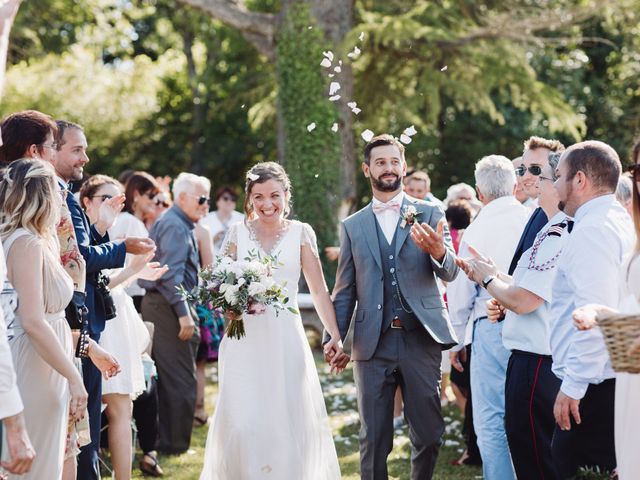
left=354, top=326, right=443, bottom=480
left=330, top=197, right=459, bottom=480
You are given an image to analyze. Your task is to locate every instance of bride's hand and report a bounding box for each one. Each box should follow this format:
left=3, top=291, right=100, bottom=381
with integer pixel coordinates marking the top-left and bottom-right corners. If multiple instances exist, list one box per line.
left=324, top=337, right=349, bottom=374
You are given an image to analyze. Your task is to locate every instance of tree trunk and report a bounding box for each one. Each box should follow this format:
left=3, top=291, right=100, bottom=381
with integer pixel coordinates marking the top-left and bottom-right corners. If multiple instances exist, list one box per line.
left=0, top=0, right=21, bottom=98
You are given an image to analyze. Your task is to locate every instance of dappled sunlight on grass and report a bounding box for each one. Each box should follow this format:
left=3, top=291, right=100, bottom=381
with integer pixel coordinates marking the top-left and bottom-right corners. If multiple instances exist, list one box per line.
left=124, top=354, right=481, bottom=479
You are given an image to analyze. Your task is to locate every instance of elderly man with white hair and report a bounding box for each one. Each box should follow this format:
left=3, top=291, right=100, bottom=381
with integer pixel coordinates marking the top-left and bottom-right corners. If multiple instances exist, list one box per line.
left=447, top=155, right=529, bottom=480
left=140, top=172, right=211, bottom=454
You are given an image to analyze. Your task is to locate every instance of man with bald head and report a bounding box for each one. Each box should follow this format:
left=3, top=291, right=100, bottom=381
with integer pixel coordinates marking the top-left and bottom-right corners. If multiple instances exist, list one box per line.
left=549, top=141, right=634, bottom=477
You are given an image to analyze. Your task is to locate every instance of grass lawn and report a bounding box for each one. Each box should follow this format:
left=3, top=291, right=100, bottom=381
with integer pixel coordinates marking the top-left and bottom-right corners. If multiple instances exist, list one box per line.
left=121, top=354, right=482, bottom=479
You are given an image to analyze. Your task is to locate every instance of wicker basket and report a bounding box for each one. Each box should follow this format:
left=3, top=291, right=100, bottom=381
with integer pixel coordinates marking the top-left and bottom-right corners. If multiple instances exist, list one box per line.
left=596, top=313, right=640, bottom=374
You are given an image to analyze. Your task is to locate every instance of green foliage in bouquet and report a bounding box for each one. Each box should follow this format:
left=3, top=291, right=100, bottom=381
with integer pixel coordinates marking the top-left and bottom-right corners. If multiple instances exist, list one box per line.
left=179, top=249, right=298, bottom=339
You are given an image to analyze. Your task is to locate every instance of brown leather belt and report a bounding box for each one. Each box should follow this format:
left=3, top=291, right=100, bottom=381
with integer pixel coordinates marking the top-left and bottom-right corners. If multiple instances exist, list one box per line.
left=391, top=317, right=403, bottom=329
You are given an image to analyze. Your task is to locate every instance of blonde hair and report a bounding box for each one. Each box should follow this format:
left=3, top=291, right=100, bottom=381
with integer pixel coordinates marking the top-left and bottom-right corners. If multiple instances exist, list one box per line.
left=243, top=162, right=292, bottom=218
left=0, top=158, right=61, bottom=241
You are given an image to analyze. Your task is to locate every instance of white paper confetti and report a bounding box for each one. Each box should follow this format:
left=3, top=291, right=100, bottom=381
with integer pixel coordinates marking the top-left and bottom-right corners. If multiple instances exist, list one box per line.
left=359, top=31, right=365, bottom=42
left=322, top=51, right=334, bottom=62
left=347, top=46, right=361, bottom=59
left=241, top=104, right=245, bottom=109
left=440, top=65, right=448, bottom=71
left=308, top=26, right=313, bottom=30
left=320, top=58, right=332, bottom=68
left=334, top=66, right=342, bottom=73
left=329, top=82, right=341, bottom=95
left=352, top=107, right=361, bottom=115
left=329, top=95, right=341, bottom=102
left=331, top=123, right=339, bottom=132
left=339, top=60, right=343, bottom=66
left=400, top=134, right=412, bottom=144
left=307, top=122, right=316, bottom=132
left=361, top=129, right=374, bottom=142
left=328, top=73, right=335, bottom=78
left=403, top=125, right=417, bottom=136
left=347, top=101, right=357, bottom=109
left=314, top=173, right=319, bottom=178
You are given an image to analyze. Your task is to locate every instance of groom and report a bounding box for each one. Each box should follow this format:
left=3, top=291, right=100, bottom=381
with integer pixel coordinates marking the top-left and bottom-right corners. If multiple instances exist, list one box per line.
left=330, top=134, right=459, bottom=479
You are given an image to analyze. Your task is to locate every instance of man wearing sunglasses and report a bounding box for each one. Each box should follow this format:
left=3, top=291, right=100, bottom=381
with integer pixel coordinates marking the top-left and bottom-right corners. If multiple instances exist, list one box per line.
left=140, top=172, right=210, bottom=454
left=508, top=136, right=565, bottom=275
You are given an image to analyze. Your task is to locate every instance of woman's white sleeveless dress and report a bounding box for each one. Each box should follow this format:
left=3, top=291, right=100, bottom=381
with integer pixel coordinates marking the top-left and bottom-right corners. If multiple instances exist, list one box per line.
left=200, top=221, right=341, bottom=480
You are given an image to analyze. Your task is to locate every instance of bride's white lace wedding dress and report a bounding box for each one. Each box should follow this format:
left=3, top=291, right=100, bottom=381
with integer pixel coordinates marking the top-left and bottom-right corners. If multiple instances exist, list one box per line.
left=200, top=220, right=341, bottom=480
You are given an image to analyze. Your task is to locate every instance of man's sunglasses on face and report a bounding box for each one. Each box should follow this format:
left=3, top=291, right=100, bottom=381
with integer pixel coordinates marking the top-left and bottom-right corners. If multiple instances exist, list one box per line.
left=515, top=165, right=542, bottom=177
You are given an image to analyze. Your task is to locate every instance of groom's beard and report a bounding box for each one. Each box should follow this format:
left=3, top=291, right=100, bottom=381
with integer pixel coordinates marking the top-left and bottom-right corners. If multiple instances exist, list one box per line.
left=370, top=173, right=402, bottom=192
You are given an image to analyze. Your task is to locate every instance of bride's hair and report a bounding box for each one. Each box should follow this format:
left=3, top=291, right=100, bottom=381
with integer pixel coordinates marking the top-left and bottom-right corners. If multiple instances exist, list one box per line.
left=243, top=162, right=292, bottom=218
left=0, top=158, right=61, bottom=241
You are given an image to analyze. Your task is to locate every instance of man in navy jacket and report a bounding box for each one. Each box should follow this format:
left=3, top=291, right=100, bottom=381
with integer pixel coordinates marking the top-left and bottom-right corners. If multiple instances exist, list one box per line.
left=55, top=120, right=154, bottom=479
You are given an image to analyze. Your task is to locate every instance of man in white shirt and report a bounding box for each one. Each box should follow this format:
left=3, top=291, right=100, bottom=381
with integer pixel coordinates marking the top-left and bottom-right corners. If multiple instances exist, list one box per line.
left=0, top=246, right=35, bottom=475
left=458, top=153, right=569, bottom=480
left=549, top=140, right=634, bottom=478
left=447, top=155, right=529, bottom=480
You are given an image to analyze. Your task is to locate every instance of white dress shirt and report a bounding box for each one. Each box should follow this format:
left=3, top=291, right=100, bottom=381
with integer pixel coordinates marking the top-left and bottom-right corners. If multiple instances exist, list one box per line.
left=502, top=211, right=571, bottom=355
left=0, top=244, right=23, bottom=420
left=448, top=195, right=529, bottom=349
left=550, top=194, right=635, bottom=400
left=372, top=191, right=404, bottom=244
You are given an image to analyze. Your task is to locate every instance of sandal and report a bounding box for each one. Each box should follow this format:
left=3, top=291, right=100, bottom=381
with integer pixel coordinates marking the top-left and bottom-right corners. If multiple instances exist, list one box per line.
left=139, top=452, right=164, bottom=477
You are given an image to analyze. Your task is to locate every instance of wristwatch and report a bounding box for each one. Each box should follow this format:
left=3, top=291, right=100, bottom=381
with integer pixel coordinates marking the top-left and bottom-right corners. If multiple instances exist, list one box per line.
left=482, top=275, right=496, bottom=289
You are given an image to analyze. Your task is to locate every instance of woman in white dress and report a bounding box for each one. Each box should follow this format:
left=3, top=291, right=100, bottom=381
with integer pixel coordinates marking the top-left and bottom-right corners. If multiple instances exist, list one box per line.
left=200, top=162, right=344, bottom=480
left=79, top=174, right=167, bottom=479
left=573, top=145, right=640, bottom=480
left=0, top=159, right=88, bottom=479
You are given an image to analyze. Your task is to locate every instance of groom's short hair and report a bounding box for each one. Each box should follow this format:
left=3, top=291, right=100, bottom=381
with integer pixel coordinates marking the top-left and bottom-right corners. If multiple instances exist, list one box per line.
left=364, top=134, right=405, bottom=165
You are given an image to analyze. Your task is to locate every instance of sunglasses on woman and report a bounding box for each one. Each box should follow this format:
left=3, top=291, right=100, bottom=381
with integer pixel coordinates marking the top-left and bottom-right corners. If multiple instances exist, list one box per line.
left=90, top=194, right=113, bottom=202
left=515, top=165, right=542, bottom=177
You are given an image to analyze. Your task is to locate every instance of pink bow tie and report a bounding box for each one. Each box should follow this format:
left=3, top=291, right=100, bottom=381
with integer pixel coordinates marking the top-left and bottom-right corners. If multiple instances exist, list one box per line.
left=372, top=201, right=401, bottom=214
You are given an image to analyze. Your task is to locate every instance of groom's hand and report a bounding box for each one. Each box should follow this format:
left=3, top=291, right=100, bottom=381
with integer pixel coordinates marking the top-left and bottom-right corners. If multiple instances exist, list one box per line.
left=410, top=219, right=446, bottom=263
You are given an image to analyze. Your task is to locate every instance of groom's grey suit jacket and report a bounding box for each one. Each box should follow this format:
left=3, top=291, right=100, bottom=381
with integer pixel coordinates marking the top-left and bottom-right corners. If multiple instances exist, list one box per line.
left=333, top=195, right=459, bottom=361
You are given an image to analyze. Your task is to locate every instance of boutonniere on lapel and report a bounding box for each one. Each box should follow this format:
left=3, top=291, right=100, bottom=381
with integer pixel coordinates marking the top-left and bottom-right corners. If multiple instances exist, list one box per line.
left=400, top=205, right=422, bottom=228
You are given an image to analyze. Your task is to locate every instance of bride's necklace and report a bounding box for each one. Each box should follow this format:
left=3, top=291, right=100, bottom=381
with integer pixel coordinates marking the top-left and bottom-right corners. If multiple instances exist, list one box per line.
left=247, top=218, right=290, bottom=255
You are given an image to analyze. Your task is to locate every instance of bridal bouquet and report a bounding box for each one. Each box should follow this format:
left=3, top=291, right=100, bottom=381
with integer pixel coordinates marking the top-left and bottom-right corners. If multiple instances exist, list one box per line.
left=179, top=250, right=297, bottom=339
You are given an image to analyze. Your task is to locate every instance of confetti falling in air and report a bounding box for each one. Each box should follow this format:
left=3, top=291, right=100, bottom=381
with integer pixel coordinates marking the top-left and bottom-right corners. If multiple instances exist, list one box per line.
left=329, top=95, right=341, bottom=102
left=352, top=107, right=361, bottom=115
left=322, top=51, right=334, bottom=62
left=241, top=104, right=245, bottom=109
left=347, top=46, right=361, bottom=59
left=320, top=58, right=332, bottom=68
left=440, top=65, right=448, bottom=71
left=403, top=125, right=417, bottom=137
left=308, top=26, right=313, bottom=30
left=334, top=66, right=342, bottom=73
left=359, top=32, right=365, bottom=42
left=314, top=173, right=320, bottom=178
left=347, top=102, right=357, bottom=109
left=331, top=123, right=339, bottom=132
left=329, top=82, right=341, bottom=95
left=399, top=134, right=412, bottom=144
left=361, top=129, right=374, bottom=142
left=307, top=122, right=316, bottom=132
left=328, top=73, right=335, bottom=78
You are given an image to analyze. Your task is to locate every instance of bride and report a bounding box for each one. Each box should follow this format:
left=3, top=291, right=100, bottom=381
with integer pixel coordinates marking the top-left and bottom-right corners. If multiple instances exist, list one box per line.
left=200, top=162, right=343, bottom=479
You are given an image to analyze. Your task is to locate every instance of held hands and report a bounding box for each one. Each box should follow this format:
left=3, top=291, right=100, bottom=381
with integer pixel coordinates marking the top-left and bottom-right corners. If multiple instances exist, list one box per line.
left=87, top=340, right=121, bottom=380
left=554, top=390, right=581, bottom=431
left=323, top=336, right=349, bottom=374
left=1, top=413, right=36, bottom=475
left=96, top=193, right=126, bottom=234
left=410, top=218, right=446, bottom=263
left=178, top=314, right=196, bottom=341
